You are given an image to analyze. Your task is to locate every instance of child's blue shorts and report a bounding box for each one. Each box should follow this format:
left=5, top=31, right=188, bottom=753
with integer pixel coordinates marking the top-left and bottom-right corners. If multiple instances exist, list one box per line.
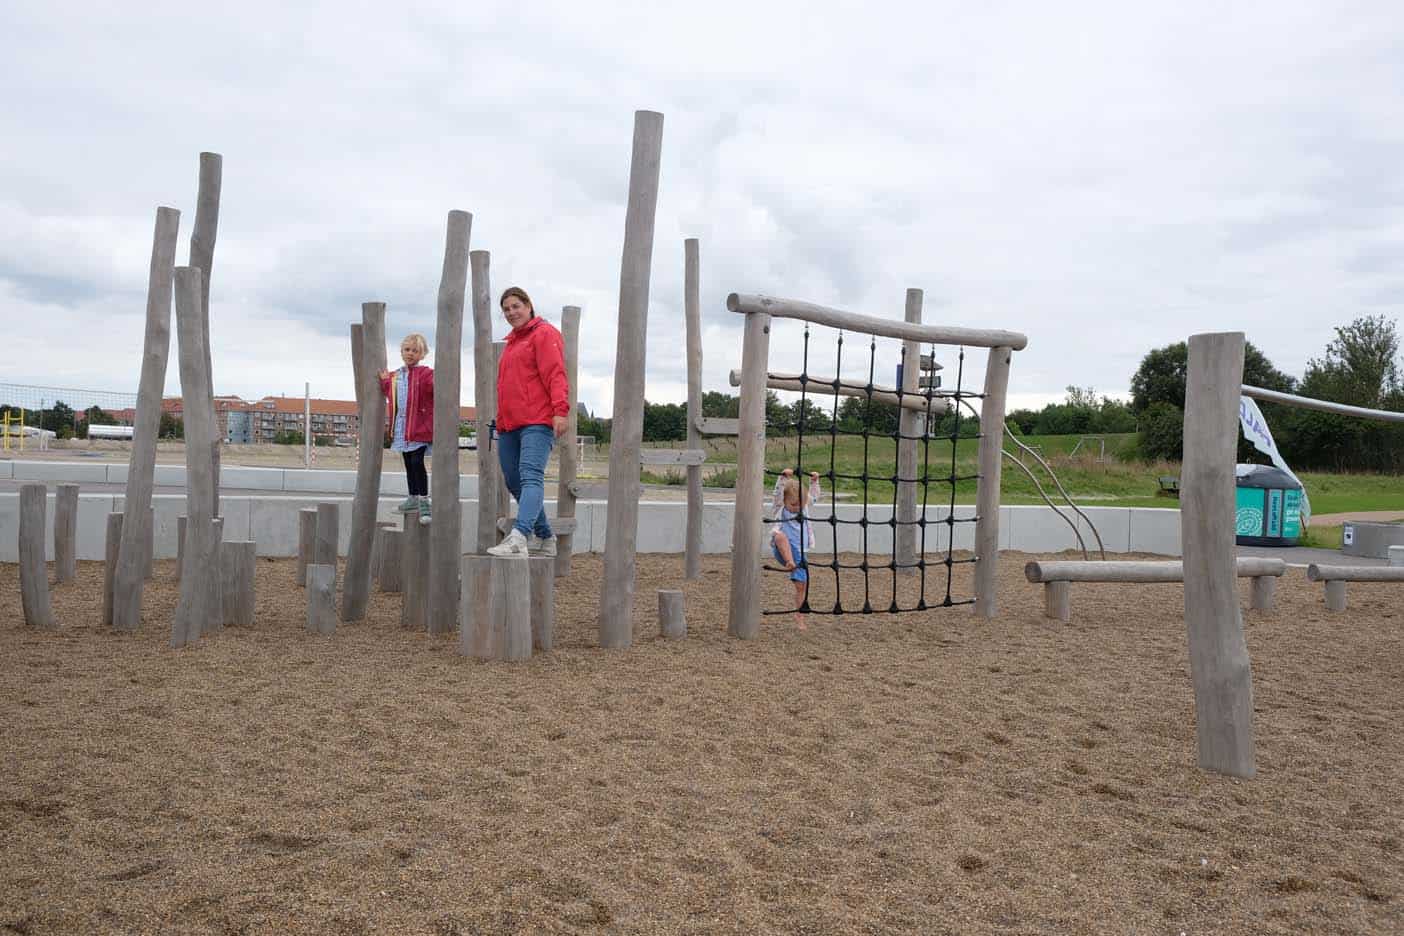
left=771, top=527, right=808, bottom=582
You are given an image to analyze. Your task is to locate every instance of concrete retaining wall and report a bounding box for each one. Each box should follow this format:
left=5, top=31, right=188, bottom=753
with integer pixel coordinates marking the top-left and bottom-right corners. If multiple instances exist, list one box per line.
left=0, top=490, right=1185, bottom=562
left=4, top=460, right=479, bottom=498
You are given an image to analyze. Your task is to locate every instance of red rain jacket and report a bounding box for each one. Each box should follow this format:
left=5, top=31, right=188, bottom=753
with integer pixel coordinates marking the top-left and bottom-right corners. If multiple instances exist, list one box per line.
left=496, top=316, right=569, bottom=432
left=379, top=364, right=434, bottom=444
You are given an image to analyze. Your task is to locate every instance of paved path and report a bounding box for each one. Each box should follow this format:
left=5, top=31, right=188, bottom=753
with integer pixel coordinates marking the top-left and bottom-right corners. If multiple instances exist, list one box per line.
left=1310, top=510, right=1404, bottom=526
left=1236, top=544, right=1387, bottom=568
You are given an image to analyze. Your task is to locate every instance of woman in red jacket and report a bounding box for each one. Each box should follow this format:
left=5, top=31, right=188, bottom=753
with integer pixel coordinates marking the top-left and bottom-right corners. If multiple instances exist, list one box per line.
left=377, top=333, right=435, bottom=525
left=488, top=287, right=569, bottom=556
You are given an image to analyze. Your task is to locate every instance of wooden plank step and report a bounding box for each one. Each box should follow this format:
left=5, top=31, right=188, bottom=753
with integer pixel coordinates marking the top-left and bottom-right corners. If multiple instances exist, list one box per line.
left=497, top=516, right=579, bottom=535
left=639, top=449, right=707, bottom=466
left=695, top=416, right=739, bottom=435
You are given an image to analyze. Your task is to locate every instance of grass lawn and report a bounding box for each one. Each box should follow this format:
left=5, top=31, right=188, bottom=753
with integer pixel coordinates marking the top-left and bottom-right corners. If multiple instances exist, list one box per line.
left=639, top=433, right=1404, bottom=515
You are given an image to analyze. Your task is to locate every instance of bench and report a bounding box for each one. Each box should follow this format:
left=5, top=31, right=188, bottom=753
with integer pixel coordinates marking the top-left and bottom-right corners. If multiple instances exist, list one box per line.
left=1305, top=563, right=1404, bottom=611
left=1157, top=476, right=1180, bottom=497
left=1024, top=558, right=1287, bottom=623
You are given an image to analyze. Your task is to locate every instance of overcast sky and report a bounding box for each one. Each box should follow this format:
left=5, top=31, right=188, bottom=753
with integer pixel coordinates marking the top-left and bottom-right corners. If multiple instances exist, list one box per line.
left=3, top=1, right=1402, bottom=416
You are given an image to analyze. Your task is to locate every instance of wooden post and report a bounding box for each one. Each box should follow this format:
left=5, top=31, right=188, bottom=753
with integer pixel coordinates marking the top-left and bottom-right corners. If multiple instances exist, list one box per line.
left=400, top=511, right=428, bottom=630
left=658, top=589, right=686, bottom=638
left=460, top=555, right=530, bottom=660
left=1044, top=581, right=1071, bottom=623
left=1181, top=331, right=1255, bottom=779
left=350, top=323, right=364, bottom=409
left=18, top=484, right=54, bottom=628
left=171, top=267, right=221, bottom=649
left=1249, top=575, right=1276, bottom=611
left=492, top=341, right=511, bottom=536
left=555, top=305, right=581, bottom=576
left=297, top=508, right=316, bottom=586
left=530, top=555, right=555, bottom=651
left=727, top=311, right=773, bottom=639
left=190, top=153, right=222, bottom=520
left=470, top=250, right=499, bottom=552
left=599, top=110, right=664, bottom=650
left=175, top=515, right=188, bottom=582
left=429, top=211, right=471, bottom=636
left=314, top=502, right=339, bottom=582
left=221, top=541, right=256, bottom=627
left=114, top=206, right=179, bottom=630
left=972, top=346, right=1012, bottom=619
left=306, top=564, right=336, bottom=635
left=371, top=519, right=396, bottom=580
left=378, top=528, right=403, bottom=592
left=895, top=288, right=923, bottom=574
left=1324, top=580, right=1347, bottom=612
left=102, top=512, right=123, bottom=628
left=684, top=239, right=703, bottom=581
left=53, top=483, right=78, bottom=583
left=341, top=302, right=388, bottom=621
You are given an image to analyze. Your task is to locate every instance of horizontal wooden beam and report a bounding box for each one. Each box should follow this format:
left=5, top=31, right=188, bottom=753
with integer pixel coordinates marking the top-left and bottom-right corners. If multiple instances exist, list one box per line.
left=729, top=369, right=947, bottom=416
left=497, top=516, right=578, bottom=536
left=727, top=293, right=1028, bottom=351
left=639, top=449, right=707, bottom=466
left=1025, top=557, right=1286, bottom=584
left=695, top=416, right=739, bottom=435
left=1242, top=384, right=1404, bottom=424
left=1306, top=563, right=1404, bottom=582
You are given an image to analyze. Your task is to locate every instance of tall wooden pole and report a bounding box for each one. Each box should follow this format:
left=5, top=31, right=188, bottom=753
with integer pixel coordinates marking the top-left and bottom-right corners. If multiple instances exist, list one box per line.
left=599, top=109, right=664, bottom=649
left=53, top=483, right=78, bottom=583
left=189, top=152, right=222, bottom=520
left=340, top=302, right=387, bottom=621
left=683, top=238, right=703, bottom=580
left=429, top=210, right=471, bottom=636
left=493, top=341, right=510, bottom=535
left=895, top=288, right=924, bottom=574
left=555, top=305, right=581, bottom=576
left=727, top=311, right=772, bottom=639
left=972, top=346, right=1012, bottom=619
left=171, top=267, right=221, bottom=648
left=1182, top=331, right=1256, bottom=778
left=350, top=324, right=364, bottom=409
left=470, top=250, right=498, bottom=552
left=113, top=206, right=179, bottom=631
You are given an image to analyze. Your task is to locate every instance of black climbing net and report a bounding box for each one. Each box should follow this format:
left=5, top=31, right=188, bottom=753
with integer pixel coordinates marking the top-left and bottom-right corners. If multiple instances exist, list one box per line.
left=762, top=323, right=984, bottom=616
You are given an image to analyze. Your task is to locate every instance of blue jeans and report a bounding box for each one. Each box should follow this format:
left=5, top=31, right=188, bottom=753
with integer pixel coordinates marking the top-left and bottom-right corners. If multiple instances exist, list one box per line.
left=498, top=424, right=555, bottom=538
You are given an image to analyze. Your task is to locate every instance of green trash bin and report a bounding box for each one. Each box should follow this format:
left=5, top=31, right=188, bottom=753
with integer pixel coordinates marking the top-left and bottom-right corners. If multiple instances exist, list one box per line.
left=1234, top=465, right=1303, bottom=547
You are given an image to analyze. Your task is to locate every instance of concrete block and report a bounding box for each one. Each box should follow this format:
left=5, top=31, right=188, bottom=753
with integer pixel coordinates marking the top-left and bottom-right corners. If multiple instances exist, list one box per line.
left=1076, top=506, right=1132, bottom=555
left=150, top=495, right=186, bottom=558
left=153, top=464, right=186, bottom=487
left=1128, top=507, right=1181, bottom=556
left=250, top=496, right=352, bottom=557
left=13, top=461, right=108, bottom=483
left=219, top=466, right=286, bottom=491
left=282, top=469, right=357, bottom=494
left=0, top=461, right=11, bottom=480
left=457, top=474, right=479, bottom=499
left=75, top=494, right=118, bottom=560
left=106, top=463, right=129, bottom=484
left=1006, top=505, right=1087, bottom=554
left=217, top=497, right=253, bottom=542
left=0, top=494, right=18, bottom=561
left=380, top=471, right=409, bottom=496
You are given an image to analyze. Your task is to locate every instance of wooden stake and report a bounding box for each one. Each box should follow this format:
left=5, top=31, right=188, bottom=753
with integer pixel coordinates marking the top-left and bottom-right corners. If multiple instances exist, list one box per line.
left=684, top=239, right=703, bottom=581
left=727, top=311, right=772, bottom=639
left=470, top=250, right=498, bottom=552
left=175, top=514, right=187, bottom=582
left=306, top=564, right=336, bottom=635
left=429, top=211, right=471, bottom=636
left=895, top=288, right=923, bottom=575
left=400, top=511, right=428, bottom=630
left=378, top=528, right=403, bottom=593
left=314, top=502, right=339, bottom=578
left=102, top=512, right=123, bottom=628
left=341, top=302, right=388, bottom=621
left=114, top=206, right=179, bottom=629
left=297, top=508, right=316, bottom=586
left=658, top=589, right=686, bottom=638
left=972, top=346, right=1012, bottom=619
left=221, top=540, right=256, bottom=627
left=53, top=483, right=78, bottom=583
left=530, top=555, right=555, bottom=651
left=18, top=484, right=54, bottom=629
left=555, top=305, right=581, bottom=576
left=599, top=110, right=664, bottom=649
left=1181, top=331, right=1255, bottom=779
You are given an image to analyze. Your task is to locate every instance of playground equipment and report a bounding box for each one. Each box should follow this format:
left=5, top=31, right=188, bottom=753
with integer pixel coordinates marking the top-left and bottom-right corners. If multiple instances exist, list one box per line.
left=1305, top=563, right=1404, bottom=611
left=1024, top=557, right=1286, bottom=623
left=723, top=292, right=1027, bottom=638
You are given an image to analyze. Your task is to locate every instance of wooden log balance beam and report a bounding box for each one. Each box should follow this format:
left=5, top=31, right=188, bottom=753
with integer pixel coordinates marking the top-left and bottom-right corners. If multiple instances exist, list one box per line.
left=1025, top=558, right=1288, bottom=623
left=729, top=368, right=945, bottom=415
left=1305, top=564, right=1404, bottom=612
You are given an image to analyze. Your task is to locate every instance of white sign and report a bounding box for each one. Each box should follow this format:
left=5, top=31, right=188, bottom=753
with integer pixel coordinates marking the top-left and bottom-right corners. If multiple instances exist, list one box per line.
left=1239, top=396, right=1311, bottom=526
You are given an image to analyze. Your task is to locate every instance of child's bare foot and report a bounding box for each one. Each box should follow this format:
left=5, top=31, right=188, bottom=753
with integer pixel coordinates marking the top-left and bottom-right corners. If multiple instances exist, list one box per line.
left=795, top=613, right=808, bottom=632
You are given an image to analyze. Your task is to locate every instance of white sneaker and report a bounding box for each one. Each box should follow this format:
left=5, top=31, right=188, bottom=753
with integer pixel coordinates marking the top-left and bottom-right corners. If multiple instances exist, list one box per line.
left=488, top=528, right=530, bottom=556
left=529, top=535, right=557, bottom=558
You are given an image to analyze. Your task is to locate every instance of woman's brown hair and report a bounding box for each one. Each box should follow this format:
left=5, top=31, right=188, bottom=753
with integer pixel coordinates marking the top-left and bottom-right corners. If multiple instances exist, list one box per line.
left=499, top=286, right=534, bottom=317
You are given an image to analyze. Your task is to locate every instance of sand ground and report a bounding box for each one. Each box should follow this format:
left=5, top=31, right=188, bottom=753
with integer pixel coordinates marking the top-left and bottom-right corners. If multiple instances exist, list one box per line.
left=1, top=552, right=1401, bottom=934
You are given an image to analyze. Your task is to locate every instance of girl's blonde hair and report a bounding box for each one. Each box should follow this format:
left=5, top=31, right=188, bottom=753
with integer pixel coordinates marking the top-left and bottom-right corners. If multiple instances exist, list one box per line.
left=781, top=475, right=808, bottom=508
left=400, top=333, right=429, bottom=356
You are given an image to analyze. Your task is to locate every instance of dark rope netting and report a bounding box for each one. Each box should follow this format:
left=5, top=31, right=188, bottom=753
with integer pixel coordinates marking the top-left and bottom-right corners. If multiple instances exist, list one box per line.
left=761, top=324, right=984, bottom=617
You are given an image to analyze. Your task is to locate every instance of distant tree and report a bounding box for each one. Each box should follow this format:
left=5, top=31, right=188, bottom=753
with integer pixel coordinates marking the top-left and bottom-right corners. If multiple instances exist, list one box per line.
left=789, top=398, right=832, bottom=436
left=1130, top=341, right=1293, bottom=413
left=1005, top=408, right=1038, bottom=435
left=159, top=411, right=183, bottom=439
left=76, top=405, right=117, bottom=439
left=701, top=391, right=739, bottom=418
left=274, top=430, right=305, bottom=445
left=1138, top=403, right=1184, bottom=462
left=642, top=401, right=687, bottom=442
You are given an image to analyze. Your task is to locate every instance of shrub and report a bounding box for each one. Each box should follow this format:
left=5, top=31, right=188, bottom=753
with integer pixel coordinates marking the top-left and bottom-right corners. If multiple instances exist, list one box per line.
left=1137, top=403, right=1183, bottom=462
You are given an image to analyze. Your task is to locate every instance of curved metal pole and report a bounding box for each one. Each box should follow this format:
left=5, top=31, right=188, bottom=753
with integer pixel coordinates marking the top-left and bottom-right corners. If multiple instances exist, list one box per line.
left=1000, top=447, right=1089, bottom=559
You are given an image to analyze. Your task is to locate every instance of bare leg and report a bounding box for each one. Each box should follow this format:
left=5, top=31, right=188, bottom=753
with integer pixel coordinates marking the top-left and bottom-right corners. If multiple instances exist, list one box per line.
left=772, top=529, right=795, bottom=570
left=792, top=578, right=808, bottom=631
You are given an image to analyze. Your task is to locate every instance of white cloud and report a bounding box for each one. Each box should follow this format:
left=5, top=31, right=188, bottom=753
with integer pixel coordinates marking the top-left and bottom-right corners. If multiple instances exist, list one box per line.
left=3, top=0, right=1403, bottom=419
